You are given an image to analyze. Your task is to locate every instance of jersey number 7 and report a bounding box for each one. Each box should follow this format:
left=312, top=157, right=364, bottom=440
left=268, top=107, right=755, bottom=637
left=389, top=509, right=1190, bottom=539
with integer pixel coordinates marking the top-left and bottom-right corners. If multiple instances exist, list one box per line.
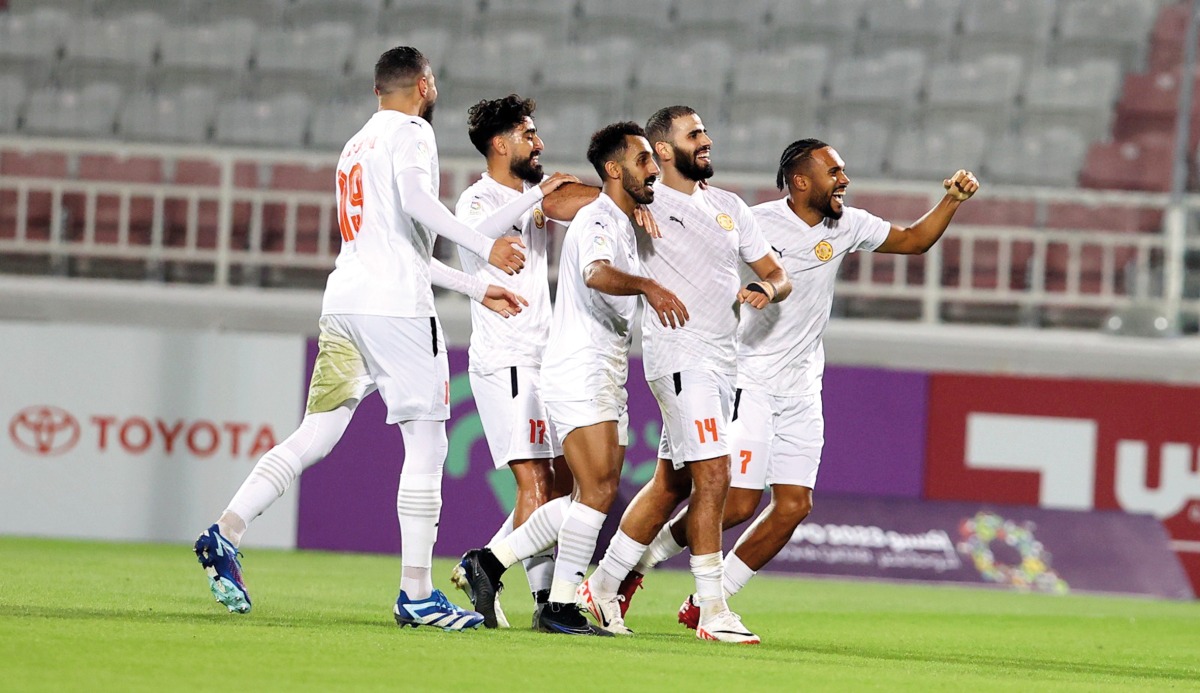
left=337, top=163, right=364, bottom=242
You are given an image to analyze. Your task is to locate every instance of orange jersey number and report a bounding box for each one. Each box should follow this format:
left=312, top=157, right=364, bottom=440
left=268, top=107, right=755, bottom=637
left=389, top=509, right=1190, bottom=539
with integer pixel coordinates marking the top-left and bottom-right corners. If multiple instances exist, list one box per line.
left=336, top=163, right=364, bottom=242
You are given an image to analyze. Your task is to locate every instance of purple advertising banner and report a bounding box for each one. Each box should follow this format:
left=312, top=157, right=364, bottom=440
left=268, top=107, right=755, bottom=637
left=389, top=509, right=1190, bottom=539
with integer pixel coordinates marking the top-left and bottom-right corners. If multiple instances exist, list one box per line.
left=296, top=344, right=930, bottom=559
left=664, top=494, right=1193, bottom=600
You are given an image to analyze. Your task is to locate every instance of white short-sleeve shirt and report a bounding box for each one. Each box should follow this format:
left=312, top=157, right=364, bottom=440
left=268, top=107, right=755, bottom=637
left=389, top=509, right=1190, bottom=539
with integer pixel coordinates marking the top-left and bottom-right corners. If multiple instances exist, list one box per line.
left=454, top=174, right=552, bottom=374
left=639, top=183, right=771, bottom=382
left=737, top=200, right=890, bottom=396
left=541, top=193, right=640, bottom=402
left=322, top=110, right=441, bottom=318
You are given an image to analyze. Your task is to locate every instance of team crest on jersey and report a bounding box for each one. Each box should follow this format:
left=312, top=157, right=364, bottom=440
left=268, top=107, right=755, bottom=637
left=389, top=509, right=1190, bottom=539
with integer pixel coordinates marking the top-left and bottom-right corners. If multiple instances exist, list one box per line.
left=593, top=234, right=607, bottom=248
left=533, top=208, right=546, bottom=229
left=814, top=240, right=834, bottom=262
left=416, top=140, right=429, bottom=158
left=716, top=213, right=735, bottom=231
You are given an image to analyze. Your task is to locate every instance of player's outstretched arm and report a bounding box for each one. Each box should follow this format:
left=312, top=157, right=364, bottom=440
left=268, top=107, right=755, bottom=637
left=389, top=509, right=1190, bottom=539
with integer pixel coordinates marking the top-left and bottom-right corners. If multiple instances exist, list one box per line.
left=875, top=169, right=980, bottom=255
left=397, top=167, right=527, bottom=274
left=481, top=284, right=528, bottom=318
left=583, top=260, right=689, bottom=329
left=430, top=259, right=527, bottom=317
left=738, top=254, right=792, bottom=309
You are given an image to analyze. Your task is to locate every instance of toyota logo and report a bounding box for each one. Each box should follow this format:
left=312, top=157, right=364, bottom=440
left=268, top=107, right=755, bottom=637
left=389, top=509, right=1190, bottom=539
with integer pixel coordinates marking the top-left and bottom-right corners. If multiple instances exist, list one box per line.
left=9, top=405, right=80, bottom=456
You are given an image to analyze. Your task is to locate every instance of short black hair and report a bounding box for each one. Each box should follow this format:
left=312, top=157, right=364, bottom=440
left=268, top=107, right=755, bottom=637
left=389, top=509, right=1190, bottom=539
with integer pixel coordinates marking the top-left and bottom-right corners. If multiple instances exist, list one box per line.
left=645, top=105, right=697, bottom=147
left=466, top=94, right=537, bottom=156
left=586, top=121, right=647, bottom=178
left=776, top=138, right=829, bottom=190
left=374, top=46, right=428, bottom=95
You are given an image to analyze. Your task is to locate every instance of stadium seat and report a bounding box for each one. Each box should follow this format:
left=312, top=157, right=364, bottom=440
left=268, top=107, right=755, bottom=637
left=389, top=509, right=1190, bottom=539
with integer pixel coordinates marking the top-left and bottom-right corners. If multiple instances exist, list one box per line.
left=727, top=44, right=829, bottom=125
left=956, top=0, right=1056, bottom=67
left=717, top=115, right=794, bottom=173
left=158, top=19, right=257, bottom=96
left=1043, top=240, right=1139, bottom=295
left=1148, top=1, right=1190, bottom=70
left=287, top=0, right=384, bottom=32
left=378, top=0, right=478, bottom=35
left=22, top=83, right=123, bottom=138
left=629, top=42, right=734, bottom=123
left=308, top=98, right=376, bottom=150
left=10, top=0, right=95, bottom=12
left=1078, top=133, right=1174, bottom=192
left=476, top=0, right=576, bottom=39
left=1112, top=69, right=1198, bottom=143
left=672, top=0, right=771, bottom=47
left=824, top=50, right=926, bottom=126
left=1045, top=200, right=1164, bottom=233
left=96, top=0, right=191, bottom=20
left=813, top=119, right=892, bottom=179
left=533, top=103, right=604, bottom=166
left=0, top=9, right=71, bottom=85
left=439, top=33, right=541, bottom=108
left=251, top=21, right=355, bottom=98
left=213, top=93, right=311, bottom=149
left=984, top=126, right=1090, bottom=187
left=0, top=75, right=25, bottom=133
left=0, top=150, right=69, bottom=242
left=940, top=236, right=1035, bottom=291
left=57, top=12, right=164, bottom=91
left=537, top=38, right=637, bottom=120
left=71, top=154, right=165, bottom=246
left=263, top=161, right=336, bottom=256
left=117, top=87, right=217, bottom=144
left=764, top=0, right=867, bottom=59
left=921, top=54, right=1024, bottom=132
left=1021, top=59, right=1123, bottom=141
left=185, top=0, right=288, bottom=25
left=347, top=30, right=451, bottom=99
left=888, top=122, right=987, bottom=180
left=1056, top=0, right=1158, bottom=72
left=858, top=0, right=960, bottom=62
left=952, top=197, right=1040, bottom=228
left=575, top=0, right=673, bottom=43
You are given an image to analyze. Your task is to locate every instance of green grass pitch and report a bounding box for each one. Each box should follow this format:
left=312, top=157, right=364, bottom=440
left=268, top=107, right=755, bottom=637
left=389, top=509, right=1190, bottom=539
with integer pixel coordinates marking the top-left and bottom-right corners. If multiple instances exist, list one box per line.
left=1, top=537, right=1197, bottom=692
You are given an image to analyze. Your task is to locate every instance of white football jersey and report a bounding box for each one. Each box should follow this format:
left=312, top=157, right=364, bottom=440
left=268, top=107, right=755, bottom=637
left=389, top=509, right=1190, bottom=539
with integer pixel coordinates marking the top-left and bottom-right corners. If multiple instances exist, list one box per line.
left=455, top=174, right=552, bottom=374
left=541, top=193, right=640, bottom=402
left=639, top=183, right=771, bottom=382
left=737, top=199, right=890, bottom=396
left=322, top=110, right=440, bottom=318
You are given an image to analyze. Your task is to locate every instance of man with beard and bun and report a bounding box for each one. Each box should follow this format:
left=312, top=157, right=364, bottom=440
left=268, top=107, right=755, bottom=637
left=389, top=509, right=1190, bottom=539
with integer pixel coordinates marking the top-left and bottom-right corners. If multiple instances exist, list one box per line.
left=192, top=46, right=527, bottom=631
left=631, top=139, right=979, bottom=634
left=446, top=94, right=592, bottom=627
left=456, top=122, right=688, bottom=636
left=576, top=106, right=790, bottom=644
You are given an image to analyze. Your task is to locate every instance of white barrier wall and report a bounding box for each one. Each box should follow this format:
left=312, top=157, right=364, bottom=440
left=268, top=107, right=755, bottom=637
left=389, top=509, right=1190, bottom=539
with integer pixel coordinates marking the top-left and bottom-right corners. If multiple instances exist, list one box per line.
left=0, top=322, right=305, bottom=548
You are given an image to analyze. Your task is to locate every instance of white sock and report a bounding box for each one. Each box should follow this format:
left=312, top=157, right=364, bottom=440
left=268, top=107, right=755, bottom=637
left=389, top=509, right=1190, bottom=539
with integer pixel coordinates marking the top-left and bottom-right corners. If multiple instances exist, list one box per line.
left=633, top=517, right=686, bottom=574
left=523, top=552, right=555, bottom=595
left=489, top=496, right=571, bottom=568
left=223, top=407, right=352, bottom=543
left=549, top=502, right=607, bottom=603
left=592, top=530, right=648, bottom=594
left=489, top=511, right=515, bottom=546
left=691, top=552, right=729, bottom=621
left=723, top=552, right=757, bottom=598
left=395, top=420, right=447, bottom=601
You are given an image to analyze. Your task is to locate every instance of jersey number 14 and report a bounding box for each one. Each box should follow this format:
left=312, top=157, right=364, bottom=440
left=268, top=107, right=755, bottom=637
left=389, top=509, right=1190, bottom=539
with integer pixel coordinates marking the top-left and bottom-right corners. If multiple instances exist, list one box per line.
left=337, top=163, right=364, bottom=242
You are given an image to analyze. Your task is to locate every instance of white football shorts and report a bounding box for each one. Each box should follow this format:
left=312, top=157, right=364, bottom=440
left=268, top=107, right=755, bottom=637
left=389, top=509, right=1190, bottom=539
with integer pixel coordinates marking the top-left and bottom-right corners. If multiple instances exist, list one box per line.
left=306, top=314, right=450, bottom=424
left=649, top=369, right=735, bottom=470
left=470, top=365, right=562, bottom=468
left=729, top=388, right=824, bottom=490
left=545, top=385, right=629, bottom=448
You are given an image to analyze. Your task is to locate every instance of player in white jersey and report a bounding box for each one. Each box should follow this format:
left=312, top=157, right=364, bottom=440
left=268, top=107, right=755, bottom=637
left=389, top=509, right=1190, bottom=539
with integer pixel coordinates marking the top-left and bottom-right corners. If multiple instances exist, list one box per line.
left=456, top=122, right=689, bottom=637
left=636, top=138, right=979, bottom=631
left=192, top=46, right=530, bottom=631
left=442, top=94, right=597, bottom=627
left=577, top=106, right=790, bottom=644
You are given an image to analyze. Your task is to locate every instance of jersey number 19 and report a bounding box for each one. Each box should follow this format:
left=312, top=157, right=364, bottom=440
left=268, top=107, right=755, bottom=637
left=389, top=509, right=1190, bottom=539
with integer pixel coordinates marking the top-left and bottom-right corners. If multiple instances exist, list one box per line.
left=337, top=163, right=364, bottom=242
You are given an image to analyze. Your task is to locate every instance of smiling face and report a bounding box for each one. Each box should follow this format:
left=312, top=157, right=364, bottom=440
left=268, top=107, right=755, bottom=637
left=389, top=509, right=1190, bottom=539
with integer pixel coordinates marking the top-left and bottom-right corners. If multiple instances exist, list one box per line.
left=803, top=146, right=850, bottom=220
left=506, top=115, right=545, bottom=185
left=664, top=112, right=714, bottom=182
left=617, top=135, right=659, bottom=205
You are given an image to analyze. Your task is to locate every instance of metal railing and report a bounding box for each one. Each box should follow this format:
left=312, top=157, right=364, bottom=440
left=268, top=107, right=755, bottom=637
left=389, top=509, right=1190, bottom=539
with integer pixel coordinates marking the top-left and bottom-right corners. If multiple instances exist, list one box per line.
left=1, top=136, right=1198, bottom=328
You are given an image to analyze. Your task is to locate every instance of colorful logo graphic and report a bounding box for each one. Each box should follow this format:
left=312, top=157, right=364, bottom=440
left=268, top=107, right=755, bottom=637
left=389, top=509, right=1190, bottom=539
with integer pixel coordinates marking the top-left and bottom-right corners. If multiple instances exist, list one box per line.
left=716, top=213, right=734, bottom=231
left=9, top=405, right=81, bottom=456
left=814, top=240, right=834, bottom=262
left=958, top=511, right=1069, bottom=594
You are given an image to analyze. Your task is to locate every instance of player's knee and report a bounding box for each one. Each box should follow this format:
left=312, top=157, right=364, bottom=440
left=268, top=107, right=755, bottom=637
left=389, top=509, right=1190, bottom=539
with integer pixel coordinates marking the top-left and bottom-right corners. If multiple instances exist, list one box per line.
left=690, top=458, right=731, bottom=496
left=579, top=470, right=621, bottom=510
left=725, top=492, right=761, bottom=527
left=775, top=493, right=813, bottom=525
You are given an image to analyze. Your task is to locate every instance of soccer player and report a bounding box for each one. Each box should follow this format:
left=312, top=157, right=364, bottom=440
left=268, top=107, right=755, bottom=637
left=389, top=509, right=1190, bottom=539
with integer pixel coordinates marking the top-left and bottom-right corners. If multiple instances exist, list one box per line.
left=632, top=139, right=979, bottom=631
left=192, top=46, right=530, bottom=631
left=577, top=106, right=790, bottom=644
left=456, top=122, right=688, bottom=636
left=446, top=94, right=592, bottom=626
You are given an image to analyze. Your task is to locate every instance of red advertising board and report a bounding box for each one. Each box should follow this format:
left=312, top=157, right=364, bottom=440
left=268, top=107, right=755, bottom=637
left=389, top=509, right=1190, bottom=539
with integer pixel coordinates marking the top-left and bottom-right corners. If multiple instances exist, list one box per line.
left=925, top=374, right=1200, bottom=593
